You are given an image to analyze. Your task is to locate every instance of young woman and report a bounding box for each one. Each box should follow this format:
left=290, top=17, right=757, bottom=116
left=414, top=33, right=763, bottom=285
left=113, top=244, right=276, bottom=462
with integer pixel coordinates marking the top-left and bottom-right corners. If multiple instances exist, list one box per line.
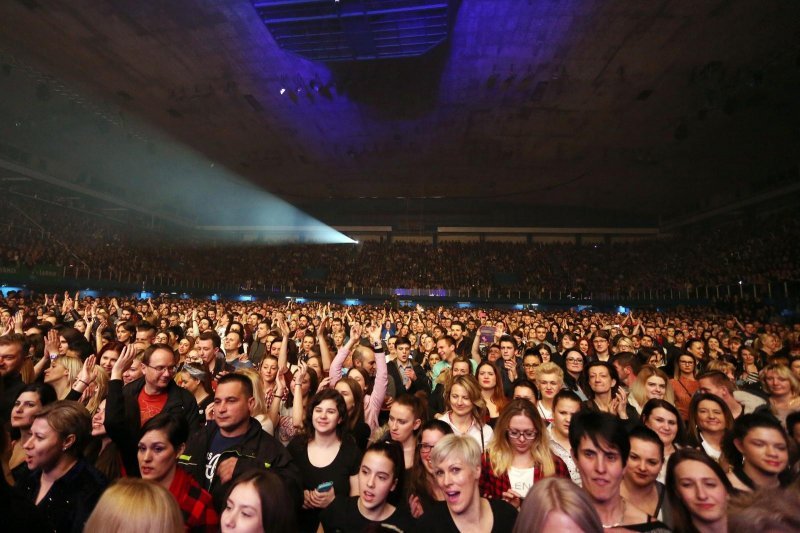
left=176, top=363, right=214, bottom=420
left=438, top=375, right=493, bottom=452
left=760, top=363, right=800, bottom=425
left=547, top=390, right=583, bottom=486
left=476, top=360, right=507, bottom=427
left=665, top=447, right=732, bottom=533
left=7, top=383, right=57, bottom=475
left=629, top=365, right=675, bottom=415
left=641, top=399, right=687, bottom=483
left=43, top=356, right=83, bottom=400
left=418, top=434, right=517, bottom=532
left=258, top=353, right=281, bottom=411
left=535, top=362, right=564, bottom=423
left=561, top=349, right=588, bottom=400
left=513, top=477, right=603, bottom=533
left=85, top=399, right=125, bottom=481
left=320, top=439, right=414, bottom=532
left=723, top=413, right=790, bottom=492
left=521, top=350, right=541, bottom=383
left=578, top=336, right=591, bottom=358
left=582, top=361, right=637, bottom=421
left=387, top=394, right=425, bottom=471
left=479, top=399, right=568, bottom=509
left=277, top=361, right=319, bottom=446
left=84, top=478, right=184, bottom=533
left=287, top=389, right=361, bottom=532
left=334, top=377, right=371, bottom=451
left=122, top=354, right=145, bottom=385
left=177, top=336, right=195, bottom=365
left=138, top=413, right=219, bottom=531
left=96, top=340, right=125, bottom=375
left=17, top=401, right=107, bottom=533
left=671, top=354, right=700, bottom=420
left=237, top=368, right=275, bottom=435
left=620, top=426, right=667, bottom=522
left=407, top=419, right=453, bottom=518
left=736, top=346, right=762, bottom=391
left=221, top=470, right=296, bottom=533
left=686, top=393, right=734, bottom=464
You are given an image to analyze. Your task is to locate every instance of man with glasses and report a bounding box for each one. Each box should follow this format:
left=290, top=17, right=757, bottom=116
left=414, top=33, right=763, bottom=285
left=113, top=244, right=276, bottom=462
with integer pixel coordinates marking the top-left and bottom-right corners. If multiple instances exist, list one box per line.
left=591, top=331, right=611, bottom=362
left=106, top=343, right=201, bottom=443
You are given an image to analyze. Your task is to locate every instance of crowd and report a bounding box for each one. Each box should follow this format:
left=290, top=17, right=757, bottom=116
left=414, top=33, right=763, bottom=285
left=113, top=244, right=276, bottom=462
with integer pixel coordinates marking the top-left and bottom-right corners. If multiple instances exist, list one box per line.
left=2, top=195, right=799, bottom=295
left=1, top=291, right=800, bottom=532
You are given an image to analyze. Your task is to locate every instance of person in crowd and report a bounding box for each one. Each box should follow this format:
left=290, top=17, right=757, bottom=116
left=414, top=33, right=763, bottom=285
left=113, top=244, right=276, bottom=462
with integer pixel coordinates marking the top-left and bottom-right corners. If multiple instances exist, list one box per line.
left=176, top=363, right=214, bottom=420
left=177, top=336, right=196, bottom=366
left=628, top=365, right=674, bottom=415
left=476, top=360, right=507, bottom=427
left=583, top=360, right=638, bottom=421
left=6, top=382, right=57, bottom=475
left=511, top=378, right=537, bottom=403
left=407, top=419, right=453, bottom=518
left=84, top=478, right=184, bottom=533
left=138, top=413, right=219, bottom=532
left=547, top=390, right=583, bottom=486
left=568, top=411, right=669, bottom=531
left=697, top=370, right=767, bottom=419
left=17, top=401, right=108, bottom=533
left=512, top=477, right=603, bottom=533
left=0, top=333, right=29, bottom=423
left=534, top=361, right=563, bottom=423
left=277, top=360, right=318, bottom=445
left=386, top=394, right=425, bottom=471
left=287, top=388, right=361, bottom=532
left=562, top=349, right=588, bottom=400
left=320, top=439, right=414, bottom=532
left=179, top=373, right=301, bottom=512
left=760, top=363, right=800, bottom=425
left=665, top=447, right=732, bottom=533
left=479, top=399, right=568, bottom=508
left=236, top=368, right=274, bottom=435
left=85, top=398, right=125, bottom=481
left=220, top=470, right=296, bottom=533
left=671, top=353, right=700, bottom=420
left=418, top=434, right=518, bottom=532
left=438, top=374, right=493, bottom=451
left=121, top=351, right=145, bottom=385
left=520, top=349, right=541, bottom=383
left=430, top=356, right=472, bottom=416
left=196, top=331, right=232, bottom=385
left=641, top=399, right=687, bottom=483
left=96, top=340, right=125, bottom=375
left=723, top=412, right=790, bottom=492
left=43, top=355, right=83, bottom=400
left=334, top=376, right=370, bottom=451
left=686, top=393, right=734, bottom=464
left=387, top=336, right=429, bottom=398
left=620, top=426, right=668, bottom=522
left=727, top=487, right=800, bottom=531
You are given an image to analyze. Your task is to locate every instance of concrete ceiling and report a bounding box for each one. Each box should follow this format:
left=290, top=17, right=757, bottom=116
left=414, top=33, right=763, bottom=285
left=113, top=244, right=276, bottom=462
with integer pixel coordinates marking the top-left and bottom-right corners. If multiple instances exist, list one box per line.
left=0, top=0, right=799, bottom=230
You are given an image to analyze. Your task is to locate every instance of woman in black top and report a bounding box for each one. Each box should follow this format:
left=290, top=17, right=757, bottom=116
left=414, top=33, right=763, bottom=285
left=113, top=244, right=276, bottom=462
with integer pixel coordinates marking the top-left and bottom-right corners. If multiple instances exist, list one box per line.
left=321, top=439, right=414, bottom=532
left=288, top=388, right=362, bottom=532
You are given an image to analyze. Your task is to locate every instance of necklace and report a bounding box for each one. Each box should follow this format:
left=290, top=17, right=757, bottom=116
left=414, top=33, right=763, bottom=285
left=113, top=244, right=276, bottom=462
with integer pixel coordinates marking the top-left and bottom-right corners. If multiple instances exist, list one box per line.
left=601, top=498, right=626, bottom=529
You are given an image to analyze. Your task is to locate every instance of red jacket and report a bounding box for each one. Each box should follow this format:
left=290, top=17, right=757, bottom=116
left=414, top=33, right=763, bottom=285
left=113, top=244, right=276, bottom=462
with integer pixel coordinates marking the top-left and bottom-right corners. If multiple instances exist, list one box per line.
left=169, top=466, right=220, bottom=533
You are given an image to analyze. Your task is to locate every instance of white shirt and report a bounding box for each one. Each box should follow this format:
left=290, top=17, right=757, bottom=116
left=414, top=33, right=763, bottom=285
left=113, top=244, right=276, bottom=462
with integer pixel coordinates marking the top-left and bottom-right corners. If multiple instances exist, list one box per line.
left=508, top=466, right=535, bottom=498
left=439, top=411, right=493, bottom=451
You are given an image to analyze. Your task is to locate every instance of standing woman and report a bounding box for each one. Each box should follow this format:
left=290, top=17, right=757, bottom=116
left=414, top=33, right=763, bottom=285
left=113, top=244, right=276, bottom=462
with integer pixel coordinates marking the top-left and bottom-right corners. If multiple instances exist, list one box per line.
left=334, top=377, right=371, bottom=451
left=723, top=413, right=791, bottom=492
left=407, top=420, right=453, bottom=518
left=6, top=383, right=58, bottom=476
left=43, top=356, right=83, bottom=400
left=439, top=375, right=494, bottom=452
left=17, top=401, right=107, bottom=533
left=277, top=361, right=318, bottom=446
left=320, top=439, right=414, bottom=532
left=547, top=390, right=583, bottom=486
left=686, top=393, right=734, bottom=464
left=479, top=400, right=568, bottom=509
left=665, top=448, right=732, bottom=533
left=671, top=353, right=700, bottom=420
left=387, top=394, right=425, bottom=471
left=760, top=363, right=800, bottom=425
left=176, top=363, right=214, bottom=420
left=629, top=365, right=675, bottom=415
left=561, top=349, right=588, bottom=401
left=287, top=388, right=361, bottom=532
left=418, top=434, right=518, bottom=532
left=582, top=361, right=637, bottom=421
left=641, top=399, right=688, bottom=483
left=476, top=361, right=508, bottom=427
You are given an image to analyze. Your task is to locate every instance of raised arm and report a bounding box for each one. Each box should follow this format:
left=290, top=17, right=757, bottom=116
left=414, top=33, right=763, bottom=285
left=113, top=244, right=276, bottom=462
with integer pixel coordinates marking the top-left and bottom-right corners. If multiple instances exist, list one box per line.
left=365, top=323, right=387, bottom=428
left=470, top=330, right=482, bottom=364
left=317, top=313, right=332, bottom=372
left=292, top=361, right=308, bottom=430
left=329, top=323, right=362, bottom=387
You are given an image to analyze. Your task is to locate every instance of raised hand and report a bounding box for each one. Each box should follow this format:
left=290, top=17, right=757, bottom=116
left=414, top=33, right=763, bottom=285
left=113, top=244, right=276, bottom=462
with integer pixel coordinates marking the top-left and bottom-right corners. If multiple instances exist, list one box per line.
left=111, top=344, right=136, bottom=380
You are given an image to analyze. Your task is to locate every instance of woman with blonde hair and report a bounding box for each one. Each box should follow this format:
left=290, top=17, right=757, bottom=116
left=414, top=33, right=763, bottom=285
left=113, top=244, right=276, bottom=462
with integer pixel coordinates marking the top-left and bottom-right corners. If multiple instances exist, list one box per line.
left=760, top=363, right=800, bottom=425
left=84, top=478, right=183, bottom=533
left=629, top=365, right=675, bottom=414
left=43, top=356, right=83, bottom=400
left=512, top=477, right=603, bottom=533
left=479, top=399, right=568, bottom=509
left=236, top=368, right=274, bottom=435
left=438, top=374, right=493, bottom=451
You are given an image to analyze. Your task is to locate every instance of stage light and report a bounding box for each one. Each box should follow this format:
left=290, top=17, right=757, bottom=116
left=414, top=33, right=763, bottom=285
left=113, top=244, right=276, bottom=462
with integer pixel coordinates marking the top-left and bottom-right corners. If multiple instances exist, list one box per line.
left=279, top=88, right=286, bottom=95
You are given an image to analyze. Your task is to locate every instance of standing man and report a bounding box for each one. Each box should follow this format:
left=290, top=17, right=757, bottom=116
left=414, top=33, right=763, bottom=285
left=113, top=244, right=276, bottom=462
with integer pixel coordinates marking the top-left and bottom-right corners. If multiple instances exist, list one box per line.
left=387, top=337, right=429, bottom=397
left=0, top=333, right=28, bottom=422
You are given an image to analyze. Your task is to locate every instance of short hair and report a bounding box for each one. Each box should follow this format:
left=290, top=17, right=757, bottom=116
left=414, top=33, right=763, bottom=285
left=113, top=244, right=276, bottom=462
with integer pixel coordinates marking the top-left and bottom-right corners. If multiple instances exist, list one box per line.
left=569, top=411, right=630, bottom=466
left=611, top=351, right=642, bottom=375
left=552, top=389, right=582, bottom=409
left=394, top=336, right=411, bottom=348
left=84, top=478, right=183, bottom=533
left=217, top=373, right=254, bottom=398
left=34, top=401, right=92, bottom=457
left=723, top=412, right=788, bottom=468
left=498, top=334, right=517, bottom=350
left=139, top=412, right=189, bottom=448
left=512, top=379, right=537, bottom=394
left=430, top=433, right=481, bottom=470
left=224, top=470, right=296, bottom=533
left=628, top=425, right=664, bottom=458
left=198, top=330, right=221, bottom=349
left=786, top=411, right=800, bottom=433
left=0, top=333, right=29, bottom=359
left=141, top=343, right=176, bottom=366
left=451, top=321, right=465, bottom=331
left=513, top=478, right=603, bottom=533
left=437, top=335, right=456, bottom=348
left=536, top=362, right=564, bottom=382
left=696, top=370, right=735, bottom=394
left=136, top=323, right=156, bottom=335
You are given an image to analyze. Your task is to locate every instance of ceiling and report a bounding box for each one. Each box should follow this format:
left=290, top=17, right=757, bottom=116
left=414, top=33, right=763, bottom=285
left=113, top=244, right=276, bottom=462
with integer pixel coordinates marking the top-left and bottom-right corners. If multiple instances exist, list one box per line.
left=0, top=0, right=799, bottom=230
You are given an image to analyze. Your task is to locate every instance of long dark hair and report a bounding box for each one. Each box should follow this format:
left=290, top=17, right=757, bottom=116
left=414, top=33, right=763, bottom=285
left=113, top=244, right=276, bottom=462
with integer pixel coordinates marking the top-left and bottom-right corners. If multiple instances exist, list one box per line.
left=302, top=389, right=348, bottom=443
left=665, top=448, right=733, bottom=533
left=641, top=398, right=688, bottom=446
left=362, top=439, right=406, bottom=501
left=225, top=470, right=296, bottom=533
left=407, top=420, right=453, bottom=509
left=336, top=377, right=365, bottom=431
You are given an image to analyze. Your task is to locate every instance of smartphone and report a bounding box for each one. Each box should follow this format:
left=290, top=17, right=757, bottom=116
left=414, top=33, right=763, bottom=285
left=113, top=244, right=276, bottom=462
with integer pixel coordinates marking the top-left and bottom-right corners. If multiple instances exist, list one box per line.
left=316, top=481, right=334, bottom=493
left=479, top=325, right=495, bottom=345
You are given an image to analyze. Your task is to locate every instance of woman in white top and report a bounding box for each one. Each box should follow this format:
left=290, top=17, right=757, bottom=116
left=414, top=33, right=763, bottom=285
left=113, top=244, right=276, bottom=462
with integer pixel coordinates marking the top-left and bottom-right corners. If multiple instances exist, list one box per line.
left=686, top=393, right=733, bottom=465
left=535, top=362, right=563, bottom=424
left=438, top=374, right=493, bottom=452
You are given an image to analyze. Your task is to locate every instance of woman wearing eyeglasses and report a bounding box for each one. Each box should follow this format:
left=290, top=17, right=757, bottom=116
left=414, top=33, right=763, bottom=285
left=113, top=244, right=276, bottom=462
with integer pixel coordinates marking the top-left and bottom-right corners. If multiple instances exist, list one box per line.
left=478, top=400, right=568, bottom=510
left=407, top=420, right=454, bottom=518
left=670, top=354, right=700, bottom=420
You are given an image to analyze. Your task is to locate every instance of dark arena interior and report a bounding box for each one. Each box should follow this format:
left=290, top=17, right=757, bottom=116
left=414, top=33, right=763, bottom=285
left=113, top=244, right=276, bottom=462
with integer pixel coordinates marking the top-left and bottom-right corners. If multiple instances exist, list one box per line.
left=1, top=1, right=800, bottom=532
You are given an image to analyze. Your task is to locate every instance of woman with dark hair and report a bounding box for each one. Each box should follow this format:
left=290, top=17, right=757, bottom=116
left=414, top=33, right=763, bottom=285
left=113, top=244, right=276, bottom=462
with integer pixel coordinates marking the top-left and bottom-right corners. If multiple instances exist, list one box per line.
left=671, top=353, right=700, bottom=420
left=320, top=439, right=414, bottom=532
left=407, top=419, right=453, bottom=518
left=17, top=401, right=107, bottom=533
left=334, top=376, right=370, bottom=451
left=561, top=349, right=588, bottom=400
left=476, top=360, right=508, bottom=427
left=686, top=393, right=734, bottom=465
left=85, top=398, right=125, bottom=481
left=557, top=332, right=577, bottom=358
left=665, top=447, right=732, bottom=533
left=176, top=363, right=214, bottom=418
left=723, top=413, right=790, bottom=492
left=287, top=388, right=361, bottom=532
left=96, top=340, right=126, bottom=375
left=582, top=360, right=638, bottom=421
left=479, top=399, right=568, bottom=509
left=642, top=399, right=688, bottom=483
left=277, top=360, right=319, bottom=446
left=221, top=470, right=296, bottom=533
left=6, top=382, right=58, bottom=476
left=387, top=394, right=425, bottom=471
left=138, top=412, right=219, bottom=532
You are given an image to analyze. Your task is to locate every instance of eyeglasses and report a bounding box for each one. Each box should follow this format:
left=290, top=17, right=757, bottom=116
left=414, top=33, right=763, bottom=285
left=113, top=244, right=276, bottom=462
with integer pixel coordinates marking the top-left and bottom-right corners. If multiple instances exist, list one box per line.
left=507, top=429, right=537, bottom=440
left=566, top=358, right=583, bottom=364
left=418, top=443, right=435, bottom=453
left=523, top=363, right=540, bottom=369
left=146, top=364, right=178, bottom=374
left=679, top=360, right=695, bottom=366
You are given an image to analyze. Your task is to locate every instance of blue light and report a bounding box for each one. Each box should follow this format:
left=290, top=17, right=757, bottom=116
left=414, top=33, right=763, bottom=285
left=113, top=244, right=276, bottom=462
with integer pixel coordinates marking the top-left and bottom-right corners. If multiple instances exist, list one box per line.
left=238, top=295, right=254, bottom=302
left=139, top=292, right=153, bottom=299
left=211, top=294, right=219, bottom=302
left=617, top=306, right=629, bottom=314
left=456, top=302, right=473, bottom=309
left=343, top=299, right=360, bottom=306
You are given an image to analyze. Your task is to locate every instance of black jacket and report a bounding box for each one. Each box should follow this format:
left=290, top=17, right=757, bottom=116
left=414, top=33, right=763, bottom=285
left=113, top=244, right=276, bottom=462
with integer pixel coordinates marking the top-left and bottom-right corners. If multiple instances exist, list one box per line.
left=104, top=377, right=201, bottom=475
left=178, top=418, right=302, bottom=512
left=387, top=360, right=430, bottom=398
left=0, top=371, right=25, bottom=423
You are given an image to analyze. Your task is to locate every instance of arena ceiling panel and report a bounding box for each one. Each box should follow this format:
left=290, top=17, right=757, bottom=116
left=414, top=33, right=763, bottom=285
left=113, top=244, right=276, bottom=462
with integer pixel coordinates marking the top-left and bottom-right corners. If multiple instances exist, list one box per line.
left=0, top=0, right=798, bottom=229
